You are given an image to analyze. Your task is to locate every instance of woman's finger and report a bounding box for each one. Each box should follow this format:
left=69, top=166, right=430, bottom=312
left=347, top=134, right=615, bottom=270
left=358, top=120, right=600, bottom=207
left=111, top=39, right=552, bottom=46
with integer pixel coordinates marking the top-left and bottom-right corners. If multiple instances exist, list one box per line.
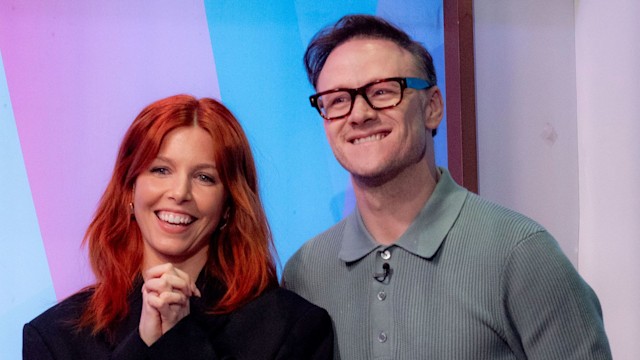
left=143, top=263, right=200, bottom=297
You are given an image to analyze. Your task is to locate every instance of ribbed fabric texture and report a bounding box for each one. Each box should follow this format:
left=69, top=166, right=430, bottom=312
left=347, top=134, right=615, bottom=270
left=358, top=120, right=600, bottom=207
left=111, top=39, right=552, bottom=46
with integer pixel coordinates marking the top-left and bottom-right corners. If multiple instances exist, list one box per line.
left=283, top=179, right=611, bottom=360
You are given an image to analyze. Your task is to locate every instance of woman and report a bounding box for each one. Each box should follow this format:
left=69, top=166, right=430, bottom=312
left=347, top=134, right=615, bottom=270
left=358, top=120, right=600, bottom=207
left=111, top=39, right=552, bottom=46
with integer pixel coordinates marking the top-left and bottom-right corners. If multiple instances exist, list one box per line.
left=23, top=95, right=333, bottom=359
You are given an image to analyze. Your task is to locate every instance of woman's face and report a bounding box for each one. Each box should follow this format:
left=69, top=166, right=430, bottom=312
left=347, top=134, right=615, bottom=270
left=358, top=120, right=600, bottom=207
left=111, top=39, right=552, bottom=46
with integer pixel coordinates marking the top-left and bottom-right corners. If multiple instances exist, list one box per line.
left=133, top=125, right=226, bottom=270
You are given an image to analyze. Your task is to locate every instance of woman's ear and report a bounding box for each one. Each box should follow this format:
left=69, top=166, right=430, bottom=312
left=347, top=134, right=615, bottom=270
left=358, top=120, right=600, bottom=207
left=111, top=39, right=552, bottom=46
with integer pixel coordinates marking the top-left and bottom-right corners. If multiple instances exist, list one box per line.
left=129, top=184, right=136, bottom=218
left=219, top=207, right=231, bottom=230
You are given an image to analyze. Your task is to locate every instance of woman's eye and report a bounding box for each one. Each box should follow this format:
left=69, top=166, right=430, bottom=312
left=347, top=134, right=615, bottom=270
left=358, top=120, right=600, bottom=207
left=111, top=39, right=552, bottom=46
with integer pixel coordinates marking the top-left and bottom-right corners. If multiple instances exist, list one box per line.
left=150, top=167, right=169, bottom=175
left=197, top=174, right=215, bottom=184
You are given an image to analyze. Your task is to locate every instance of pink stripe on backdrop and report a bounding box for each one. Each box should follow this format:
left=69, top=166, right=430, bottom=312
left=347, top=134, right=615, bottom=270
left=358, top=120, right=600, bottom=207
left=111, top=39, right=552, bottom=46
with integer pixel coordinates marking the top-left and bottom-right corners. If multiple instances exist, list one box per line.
left=0, top=1, right=219, bottom=300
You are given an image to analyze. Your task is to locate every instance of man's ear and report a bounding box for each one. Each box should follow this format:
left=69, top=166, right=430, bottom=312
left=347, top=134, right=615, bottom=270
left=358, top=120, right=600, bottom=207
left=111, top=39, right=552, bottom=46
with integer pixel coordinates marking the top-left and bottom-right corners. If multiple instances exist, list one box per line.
left=423, top=86, right=444, bottom=132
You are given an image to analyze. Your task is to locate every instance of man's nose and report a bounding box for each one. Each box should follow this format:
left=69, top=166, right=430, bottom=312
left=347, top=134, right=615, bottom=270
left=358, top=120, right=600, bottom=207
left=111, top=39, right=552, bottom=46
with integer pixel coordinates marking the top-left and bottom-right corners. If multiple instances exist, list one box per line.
left=348, top=94, right=375, bottom=125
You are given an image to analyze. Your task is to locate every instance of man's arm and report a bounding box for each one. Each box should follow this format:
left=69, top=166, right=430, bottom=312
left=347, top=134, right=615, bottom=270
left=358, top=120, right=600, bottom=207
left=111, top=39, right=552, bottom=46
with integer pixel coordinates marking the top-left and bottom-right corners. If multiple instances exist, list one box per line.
left=501, top=230, right=612, bottom=359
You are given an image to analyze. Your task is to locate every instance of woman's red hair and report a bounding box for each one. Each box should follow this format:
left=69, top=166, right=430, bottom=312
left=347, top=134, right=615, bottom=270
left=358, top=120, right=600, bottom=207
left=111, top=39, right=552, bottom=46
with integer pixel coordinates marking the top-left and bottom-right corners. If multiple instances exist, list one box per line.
left=80, top=95, right=278, bottom=336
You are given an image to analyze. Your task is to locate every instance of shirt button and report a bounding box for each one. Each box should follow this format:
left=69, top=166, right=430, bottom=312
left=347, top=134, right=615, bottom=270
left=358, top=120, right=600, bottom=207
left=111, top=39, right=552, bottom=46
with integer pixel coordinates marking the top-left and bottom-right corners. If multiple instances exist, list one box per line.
left=377, top=291, right=386, bottom=301
left=380, top=250, right=391, bottom=260
left=378, top=331, right=388, bottom=343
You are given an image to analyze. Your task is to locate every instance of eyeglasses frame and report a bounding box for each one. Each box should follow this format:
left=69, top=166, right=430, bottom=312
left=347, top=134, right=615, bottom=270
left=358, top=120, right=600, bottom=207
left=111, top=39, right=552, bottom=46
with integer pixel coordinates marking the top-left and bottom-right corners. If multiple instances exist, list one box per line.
left=309, top=77, right=433, bottom=120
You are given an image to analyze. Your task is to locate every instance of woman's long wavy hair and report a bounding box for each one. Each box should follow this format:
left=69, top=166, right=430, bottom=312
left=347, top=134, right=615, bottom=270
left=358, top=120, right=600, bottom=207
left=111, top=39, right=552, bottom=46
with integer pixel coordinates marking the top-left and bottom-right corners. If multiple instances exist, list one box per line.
left=79, top=95, right=278, bottom=336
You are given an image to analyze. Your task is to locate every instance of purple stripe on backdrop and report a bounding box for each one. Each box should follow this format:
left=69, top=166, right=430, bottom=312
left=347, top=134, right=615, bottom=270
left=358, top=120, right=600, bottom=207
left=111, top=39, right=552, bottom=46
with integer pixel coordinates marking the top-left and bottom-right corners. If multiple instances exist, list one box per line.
left=0, top=1, right=220, bottom=300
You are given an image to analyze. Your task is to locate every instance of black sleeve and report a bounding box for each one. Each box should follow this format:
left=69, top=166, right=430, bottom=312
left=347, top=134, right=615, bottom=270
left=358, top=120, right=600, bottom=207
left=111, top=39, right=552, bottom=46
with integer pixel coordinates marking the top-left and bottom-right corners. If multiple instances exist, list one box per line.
left=113, top=315, right=219, bottom=360
left=23, top=323, right=56, bottom=360
left=111, top=326, right=149, bottom=360
left=275, top=305, right=334, bottom=360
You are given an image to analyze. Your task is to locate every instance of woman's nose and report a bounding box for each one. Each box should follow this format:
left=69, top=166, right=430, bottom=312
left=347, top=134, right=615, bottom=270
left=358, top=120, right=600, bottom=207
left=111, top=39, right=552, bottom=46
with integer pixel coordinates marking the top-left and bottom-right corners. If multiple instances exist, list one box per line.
left=169, top=176, right=193, bottom=203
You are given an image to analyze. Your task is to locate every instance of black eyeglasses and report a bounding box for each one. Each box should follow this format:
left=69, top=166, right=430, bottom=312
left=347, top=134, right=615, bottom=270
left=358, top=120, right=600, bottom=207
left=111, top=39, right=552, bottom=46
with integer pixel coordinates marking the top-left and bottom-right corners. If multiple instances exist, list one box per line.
left=309, top=77, right=433, bottom=120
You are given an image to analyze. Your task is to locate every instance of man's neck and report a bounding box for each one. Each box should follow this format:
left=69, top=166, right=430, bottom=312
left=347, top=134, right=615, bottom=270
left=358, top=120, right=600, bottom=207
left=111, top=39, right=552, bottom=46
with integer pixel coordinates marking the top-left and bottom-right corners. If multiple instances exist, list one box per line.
left=353, top=162, right=440, bottom=246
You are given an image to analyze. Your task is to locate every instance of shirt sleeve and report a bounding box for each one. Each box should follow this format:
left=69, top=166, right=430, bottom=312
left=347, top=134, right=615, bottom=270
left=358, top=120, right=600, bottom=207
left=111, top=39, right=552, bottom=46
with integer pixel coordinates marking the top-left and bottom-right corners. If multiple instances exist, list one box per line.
left=501, top=230, right=612, bottom=359
left=23, top=323, right=56, bottom=360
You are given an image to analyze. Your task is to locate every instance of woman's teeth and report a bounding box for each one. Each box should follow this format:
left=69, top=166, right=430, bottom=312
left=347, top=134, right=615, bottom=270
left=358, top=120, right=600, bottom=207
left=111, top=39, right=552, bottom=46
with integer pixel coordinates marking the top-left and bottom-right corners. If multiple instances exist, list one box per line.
left=157, top=211, right=193, bottom=225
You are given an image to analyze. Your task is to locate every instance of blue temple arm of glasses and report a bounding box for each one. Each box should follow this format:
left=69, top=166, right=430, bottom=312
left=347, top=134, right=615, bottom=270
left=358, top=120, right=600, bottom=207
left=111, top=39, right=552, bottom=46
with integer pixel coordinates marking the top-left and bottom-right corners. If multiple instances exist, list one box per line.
left=406, top=77, right=433, bottom=89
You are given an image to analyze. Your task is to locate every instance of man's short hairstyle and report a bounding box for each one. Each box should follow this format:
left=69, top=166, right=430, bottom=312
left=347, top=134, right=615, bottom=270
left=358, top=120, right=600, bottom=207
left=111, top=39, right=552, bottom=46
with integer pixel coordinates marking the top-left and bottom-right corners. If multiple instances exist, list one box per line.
left=304, top=14, right=437, bottom=89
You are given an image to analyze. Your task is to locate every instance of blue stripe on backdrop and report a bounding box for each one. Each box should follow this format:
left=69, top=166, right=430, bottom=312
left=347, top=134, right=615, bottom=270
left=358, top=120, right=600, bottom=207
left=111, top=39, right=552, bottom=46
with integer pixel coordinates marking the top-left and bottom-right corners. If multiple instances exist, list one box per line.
left=0, top=51, right=57, bottom=360
left=204, top=1, right=377, bottom=268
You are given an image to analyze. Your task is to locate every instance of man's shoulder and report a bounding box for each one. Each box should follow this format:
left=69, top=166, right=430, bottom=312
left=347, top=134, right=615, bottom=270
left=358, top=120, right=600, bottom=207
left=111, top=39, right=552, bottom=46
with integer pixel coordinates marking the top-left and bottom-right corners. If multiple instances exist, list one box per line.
left=312, top=216, right=350, bottom=241
left=461, top=192, right=547, bottom=238
left=283, top=217, right=349, bottom=288
left=290, top=217, right=348, bottom=261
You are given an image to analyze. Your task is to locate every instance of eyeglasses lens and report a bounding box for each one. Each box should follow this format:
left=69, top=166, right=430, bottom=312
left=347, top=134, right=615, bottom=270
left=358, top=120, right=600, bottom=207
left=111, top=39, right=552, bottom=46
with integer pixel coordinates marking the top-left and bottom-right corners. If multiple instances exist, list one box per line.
left=317, top=79, right=403, bottom=119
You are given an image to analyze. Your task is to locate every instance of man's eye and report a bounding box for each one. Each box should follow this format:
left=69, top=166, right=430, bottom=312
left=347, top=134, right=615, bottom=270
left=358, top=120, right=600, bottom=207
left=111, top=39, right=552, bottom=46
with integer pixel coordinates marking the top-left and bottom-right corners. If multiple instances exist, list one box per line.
left=371, top=87, right=398, bottom=97
left=328, top=95, right=351, bottom=107
left=331, top=95, right=349, bottom=105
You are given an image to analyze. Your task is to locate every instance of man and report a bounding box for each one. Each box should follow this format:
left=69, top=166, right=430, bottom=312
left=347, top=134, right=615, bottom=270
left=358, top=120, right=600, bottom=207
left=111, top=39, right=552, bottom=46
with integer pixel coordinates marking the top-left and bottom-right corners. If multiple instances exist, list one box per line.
left=283, top=14, right=611, bottom=359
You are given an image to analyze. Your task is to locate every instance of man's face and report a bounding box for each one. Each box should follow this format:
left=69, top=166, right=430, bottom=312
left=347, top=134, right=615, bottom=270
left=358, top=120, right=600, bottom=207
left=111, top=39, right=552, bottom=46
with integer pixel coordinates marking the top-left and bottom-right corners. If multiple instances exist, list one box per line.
left=316, top=38, right=441, bottom=185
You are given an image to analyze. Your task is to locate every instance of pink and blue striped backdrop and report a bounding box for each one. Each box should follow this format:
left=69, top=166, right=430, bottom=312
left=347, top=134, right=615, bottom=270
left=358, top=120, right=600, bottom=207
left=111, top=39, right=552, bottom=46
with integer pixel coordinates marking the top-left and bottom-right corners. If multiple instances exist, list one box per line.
left=0, top=1, right=444, bottom=356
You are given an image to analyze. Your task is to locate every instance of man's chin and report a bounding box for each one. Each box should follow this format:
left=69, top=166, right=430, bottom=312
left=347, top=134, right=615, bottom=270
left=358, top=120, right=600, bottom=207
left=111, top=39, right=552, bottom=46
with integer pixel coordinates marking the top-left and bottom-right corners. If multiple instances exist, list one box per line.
left=350, top=168, right=398, bottom=188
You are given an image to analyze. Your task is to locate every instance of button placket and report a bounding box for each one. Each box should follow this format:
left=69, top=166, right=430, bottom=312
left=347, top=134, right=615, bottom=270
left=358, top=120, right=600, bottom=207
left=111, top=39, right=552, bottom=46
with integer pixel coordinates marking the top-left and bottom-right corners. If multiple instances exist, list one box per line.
left=371, top=247, right=394, bottom=358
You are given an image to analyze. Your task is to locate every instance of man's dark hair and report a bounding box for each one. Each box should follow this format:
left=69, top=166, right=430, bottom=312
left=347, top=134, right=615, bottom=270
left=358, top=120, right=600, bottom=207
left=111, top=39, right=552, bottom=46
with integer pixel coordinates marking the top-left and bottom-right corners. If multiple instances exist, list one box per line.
left=304, top=14, right=437, bottom=89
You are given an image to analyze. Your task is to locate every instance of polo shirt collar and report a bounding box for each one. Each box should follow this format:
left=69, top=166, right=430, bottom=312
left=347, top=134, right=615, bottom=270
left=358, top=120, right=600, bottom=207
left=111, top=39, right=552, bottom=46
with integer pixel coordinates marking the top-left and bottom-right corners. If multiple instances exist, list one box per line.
left=338, top=167, right=468, bottom=263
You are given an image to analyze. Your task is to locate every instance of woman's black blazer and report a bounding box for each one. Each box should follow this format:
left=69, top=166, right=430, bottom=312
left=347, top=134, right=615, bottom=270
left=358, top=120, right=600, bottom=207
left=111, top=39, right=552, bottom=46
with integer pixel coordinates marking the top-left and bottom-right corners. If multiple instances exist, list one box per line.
left=23, top=278, right=333, bottom=360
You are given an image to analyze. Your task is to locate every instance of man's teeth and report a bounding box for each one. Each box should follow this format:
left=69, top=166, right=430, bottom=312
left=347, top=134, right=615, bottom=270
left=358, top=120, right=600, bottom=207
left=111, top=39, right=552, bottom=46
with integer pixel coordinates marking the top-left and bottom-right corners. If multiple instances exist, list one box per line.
left=158, top=212, right=193, bottom=225
left=353, top=133, right=386, bottom=145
